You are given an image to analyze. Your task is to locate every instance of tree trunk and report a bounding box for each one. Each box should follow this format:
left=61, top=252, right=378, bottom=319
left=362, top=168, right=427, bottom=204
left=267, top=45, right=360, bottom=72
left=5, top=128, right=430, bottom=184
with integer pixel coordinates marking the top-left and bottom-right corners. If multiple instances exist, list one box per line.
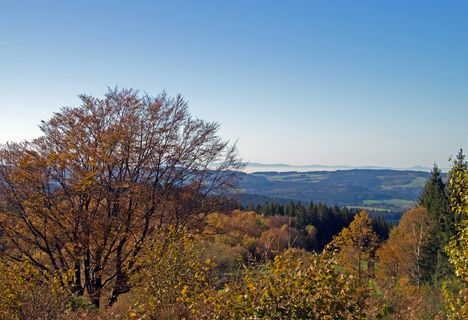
left=73, top=261, right=84, bottom=295
left=107, top=271, right=130, bottom=306
left=90, top=277, right=102, bottom=309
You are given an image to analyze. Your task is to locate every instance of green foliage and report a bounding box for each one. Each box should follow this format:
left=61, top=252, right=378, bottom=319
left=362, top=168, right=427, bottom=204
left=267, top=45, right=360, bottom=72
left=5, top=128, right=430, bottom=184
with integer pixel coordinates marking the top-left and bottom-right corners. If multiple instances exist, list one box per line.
left=418, top=165, right=446, bottom=211
left=418, top=164, right=453, bottom=284
left=68, top=294, right=97, bottom=311
left=371, top=216, right=391, bottom=241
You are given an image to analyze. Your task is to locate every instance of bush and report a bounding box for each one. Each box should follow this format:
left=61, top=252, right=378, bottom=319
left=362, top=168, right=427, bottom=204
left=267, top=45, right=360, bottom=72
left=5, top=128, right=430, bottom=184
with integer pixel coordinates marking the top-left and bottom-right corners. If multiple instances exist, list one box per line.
left=0, top=260, right=69, bottom=320
left=193, top=249, right=366, bottom=319
left=129, top=228, right=215, bottom=319
left=68, top=294, right=97, bottom=311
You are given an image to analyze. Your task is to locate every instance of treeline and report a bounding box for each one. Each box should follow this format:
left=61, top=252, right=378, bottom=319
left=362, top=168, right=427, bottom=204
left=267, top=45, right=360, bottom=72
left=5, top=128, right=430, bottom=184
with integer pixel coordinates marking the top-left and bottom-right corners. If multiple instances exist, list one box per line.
left=240, top=201, right=390, bottom=249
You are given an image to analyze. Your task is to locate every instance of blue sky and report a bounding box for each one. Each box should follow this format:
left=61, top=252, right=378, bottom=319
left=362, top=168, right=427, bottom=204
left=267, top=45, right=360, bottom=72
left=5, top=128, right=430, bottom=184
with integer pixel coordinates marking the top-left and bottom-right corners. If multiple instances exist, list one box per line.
left=1, top=1, right=467, bottom=168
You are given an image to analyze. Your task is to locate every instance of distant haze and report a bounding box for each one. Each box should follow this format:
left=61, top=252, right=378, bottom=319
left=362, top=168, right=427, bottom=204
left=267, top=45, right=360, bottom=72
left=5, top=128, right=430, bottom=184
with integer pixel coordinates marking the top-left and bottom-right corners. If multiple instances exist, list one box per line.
left=244, top=163, right=440, bottom=173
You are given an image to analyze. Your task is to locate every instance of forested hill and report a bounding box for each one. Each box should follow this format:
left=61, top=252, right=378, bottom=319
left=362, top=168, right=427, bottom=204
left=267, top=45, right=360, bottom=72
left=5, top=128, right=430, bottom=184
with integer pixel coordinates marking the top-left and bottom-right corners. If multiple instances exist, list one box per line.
left=237, top=169, right=438, bottom=212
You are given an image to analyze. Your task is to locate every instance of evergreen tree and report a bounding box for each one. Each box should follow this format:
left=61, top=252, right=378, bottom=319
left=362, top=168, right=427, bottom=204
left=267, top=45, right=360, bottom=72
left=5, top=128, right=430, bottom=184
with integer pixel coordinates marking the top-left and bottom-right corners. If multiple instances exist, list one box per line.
left=418, top=164, right=453, bottom=285
left=371, top=216, right=391, bottom=241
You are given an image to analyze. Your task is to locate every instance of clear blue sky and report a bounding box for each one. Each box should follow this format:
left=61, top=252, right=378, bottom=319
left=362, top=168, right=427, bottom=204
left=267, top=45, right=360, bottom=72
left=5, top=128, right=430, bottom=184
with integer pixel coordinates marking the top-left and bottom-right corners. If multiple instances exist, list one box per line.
left=1, top=0, right=467, bottom=168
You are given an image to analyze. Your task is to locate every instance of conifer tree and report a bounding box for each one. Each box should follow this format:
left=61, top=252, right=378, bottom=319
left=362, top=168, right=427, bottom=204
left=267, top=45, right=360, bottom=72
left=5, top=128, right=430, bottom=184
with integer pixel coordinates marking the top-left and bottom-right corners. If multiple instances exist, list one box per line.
left=418, top=164, right=452, bottom=284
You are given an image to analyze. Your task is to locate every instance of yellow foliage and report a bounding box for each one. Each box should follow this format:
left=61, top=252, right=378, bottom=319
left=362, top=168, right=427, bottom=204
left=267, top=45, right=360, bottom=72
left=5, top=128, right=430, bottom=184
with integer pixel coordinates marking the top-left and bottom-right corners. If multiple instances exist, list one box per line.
left=376, top=207, right=429, bottom=286
left=444, top=153, right=468, bottom=319
left=328, top=210, right=380, bottom=286
left=0, top=260, right=69, bottom=320
left=191, top=249, right=366, bottom=319
left=129, top=228, right=215, bottom=319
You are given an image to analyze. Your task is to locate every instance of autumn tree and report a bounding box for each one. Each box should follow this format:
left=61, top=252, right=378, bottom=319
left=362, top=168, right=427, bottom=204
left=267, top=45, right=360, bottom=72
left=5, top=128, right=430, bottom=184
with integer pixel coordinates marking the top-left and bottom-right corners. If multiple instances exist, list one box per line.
left=444, top=149, right=468, bottom=319
left=258, top=224, right=304, bottom=260
left=203, top=211, right=268, bottom=259
left=327, top=210, right=380, bottom=286
left=0, top=88, right=242, bottom=307
left=376, top=207, right=430, bottom=287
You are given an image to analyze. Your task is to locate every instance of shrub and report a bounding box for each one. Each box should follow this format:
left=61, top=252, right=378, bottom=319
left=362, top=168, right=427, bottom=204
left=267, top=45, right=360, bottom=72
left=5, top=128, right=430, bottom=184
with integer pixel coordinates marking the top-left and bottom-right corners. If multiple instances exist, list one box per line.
left=194, top=249, right=366, bottom=319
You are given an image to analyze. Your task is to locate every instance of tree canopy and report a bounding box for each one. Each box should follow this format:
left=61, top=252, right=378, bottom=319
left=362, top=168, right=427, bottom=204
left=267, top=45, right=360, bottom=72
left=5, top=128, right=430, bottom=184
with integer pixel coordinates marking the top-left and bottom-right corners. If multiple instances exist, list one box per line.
left=327, top=210, right=380, bottom=286
left=0, top=88, right=242, bottom=307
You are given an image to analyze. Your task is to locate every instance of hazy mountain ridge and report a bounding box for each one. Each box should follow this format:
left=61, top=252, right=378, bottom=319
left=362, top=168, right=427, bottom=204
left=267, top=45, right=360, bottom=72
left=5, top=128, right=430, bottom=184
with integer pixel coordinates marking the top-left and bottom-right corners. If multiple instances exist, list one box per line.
left=244, top=162, right=442, bottom=173
left=238, top=169, right=438, bottom=212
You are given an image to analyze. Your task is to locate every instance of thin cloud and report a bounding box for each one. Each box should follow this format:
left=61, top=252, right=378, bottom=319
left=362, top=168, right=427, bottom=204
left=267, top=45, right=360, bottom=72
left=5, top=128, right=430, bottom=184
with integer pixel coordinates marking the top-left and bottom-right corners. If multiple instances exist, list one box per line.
left=0, top=40, right=18, bottom=48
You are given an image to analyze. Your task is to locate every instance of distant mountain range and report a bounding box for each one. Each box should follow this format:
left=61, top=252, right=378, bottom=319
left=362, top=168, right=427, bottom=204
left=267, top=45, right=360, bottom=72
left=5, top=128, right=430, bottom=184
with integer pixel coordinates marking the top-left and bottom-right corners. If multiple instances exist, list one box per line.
left=244, top=162, right=438, bottom=173
left=237, top=169, right=440, bottom=212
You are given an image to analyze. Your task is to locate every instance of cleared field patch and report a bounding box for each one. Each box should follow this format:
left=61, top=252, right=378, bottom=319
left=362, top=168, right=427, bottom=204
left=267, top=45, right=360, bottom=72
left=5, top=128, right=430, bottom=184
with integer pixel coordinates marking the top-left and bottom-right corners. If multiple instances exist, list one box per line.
left=400, top=176, right=427, bottom=188
left=346, top=205, right=395, bottom=212
left=381, top=176, right=427, bottom=190
left=363, top=199, right=415, bottom=209
left=255, top=172, right=327, bottom=183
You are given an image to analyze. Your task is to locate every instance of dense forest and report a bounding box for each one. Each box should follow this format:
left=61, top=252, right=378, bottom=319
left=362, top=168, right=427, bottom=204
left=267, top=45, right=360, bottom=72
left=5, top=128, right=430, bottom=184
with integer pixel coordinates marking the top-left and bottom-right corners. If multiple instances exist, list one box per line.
left=240, top=201, right=390, bottom=249
left=0, top=89, right=466, bottom=319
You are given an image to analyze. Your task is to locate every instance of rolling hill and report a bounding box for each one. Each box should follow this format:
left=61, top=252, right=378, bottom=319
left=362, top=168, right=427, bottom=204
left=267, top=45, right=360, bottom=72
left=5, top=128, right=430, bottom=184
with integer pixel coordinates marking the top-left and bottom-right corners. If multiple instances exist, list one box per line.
left=237, top=169, right=436, bottom=212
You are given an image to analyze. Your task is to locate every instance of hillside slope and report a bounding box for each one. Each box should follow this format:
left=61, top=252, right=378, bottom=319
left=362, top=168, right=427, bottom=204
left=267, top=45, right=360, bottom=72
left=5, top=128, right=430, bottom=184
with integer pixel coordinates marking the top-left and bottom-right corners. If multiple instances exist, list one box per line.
left=238, top=169, right=435, bottom=211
